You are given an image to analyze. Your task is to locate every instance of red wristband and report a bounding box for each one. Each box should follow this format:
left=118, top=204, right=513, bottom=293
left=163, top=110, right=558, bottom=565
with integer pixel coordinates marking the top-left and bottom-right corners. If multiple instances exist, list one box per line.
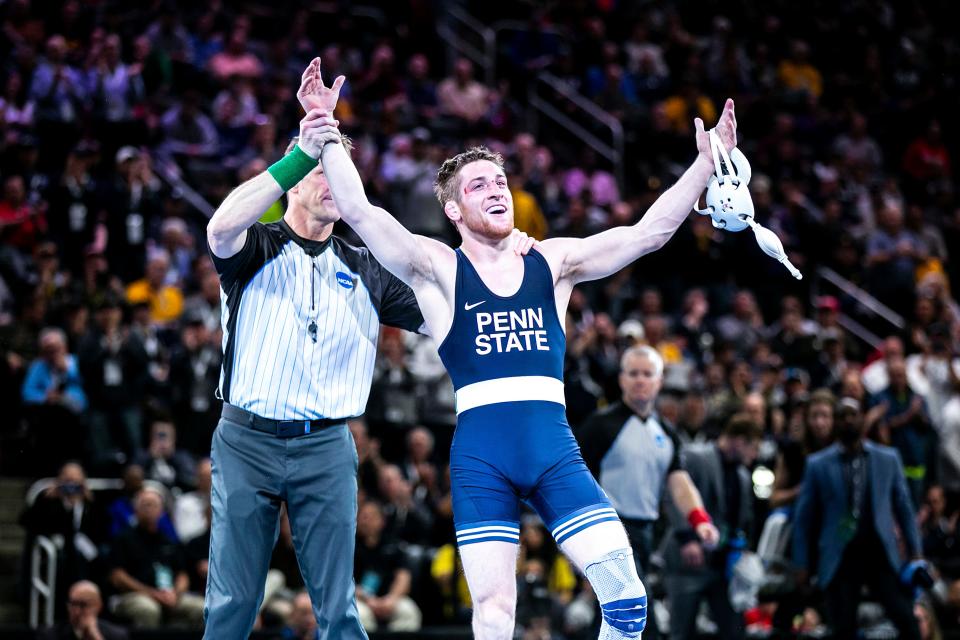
left=687, top=508, right=712, bottom=529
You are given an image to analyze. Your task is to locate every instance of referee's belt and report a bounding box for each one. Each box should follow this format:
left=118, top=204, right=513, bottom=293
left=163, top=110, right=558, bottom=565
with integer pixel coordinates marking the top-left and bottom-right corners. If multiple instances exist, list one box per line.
left=221, top=404, right=347, bottom=438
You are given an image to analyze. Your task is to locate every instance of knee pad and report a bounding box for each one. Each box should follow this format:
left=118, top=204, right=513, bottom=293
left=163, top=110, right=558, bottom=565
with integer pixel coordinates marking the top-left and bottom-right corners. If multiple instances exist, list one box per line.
left=584, top=548, right=647, bottom=637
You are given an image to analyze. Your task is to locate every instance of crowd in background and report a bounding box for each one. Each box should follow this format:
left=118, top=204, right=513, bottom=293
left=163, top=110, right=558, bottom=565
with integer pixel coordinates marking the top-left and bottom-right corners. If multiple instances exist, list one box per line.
left=2, top=0, right=960, bottom=637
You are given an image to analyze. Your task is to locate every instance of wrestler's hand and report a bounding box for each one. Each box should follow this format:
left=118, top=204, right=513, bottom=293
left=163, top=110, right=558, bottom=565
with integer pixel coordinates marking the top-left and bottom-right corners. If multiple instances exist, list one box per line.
left=696, top=98, right=737, bottom=159
left=298, top=57, right=345, bottom=114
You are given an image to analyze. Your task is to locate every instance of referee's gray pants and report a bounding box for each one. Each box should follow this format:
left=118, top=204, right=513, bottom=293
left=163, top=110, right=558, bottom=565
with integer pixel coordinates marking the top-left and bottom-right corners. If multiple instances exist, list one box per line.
left=203, top=413, right=367, bottom=640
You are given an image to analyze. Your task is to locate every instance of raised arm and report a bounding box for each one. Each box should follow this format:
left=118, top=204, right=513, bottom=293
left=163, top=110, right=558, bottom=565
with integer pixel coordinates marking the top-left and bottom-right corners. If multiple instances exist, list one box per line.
left=207, top=61, right=338, bottom=259
left=298, top=57, right=447, bottom=287
left=320, top=139, right=441, bottom=286
left=542, top=99, right=737, bottom=285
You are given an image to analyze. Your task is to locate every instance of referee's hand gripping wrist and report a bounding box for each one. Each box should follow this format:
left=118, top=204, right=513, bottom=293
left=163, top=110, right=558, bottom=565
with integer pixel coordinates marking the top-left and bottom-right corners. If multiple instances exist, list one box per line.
left=299, top=109, right=341, bottom=159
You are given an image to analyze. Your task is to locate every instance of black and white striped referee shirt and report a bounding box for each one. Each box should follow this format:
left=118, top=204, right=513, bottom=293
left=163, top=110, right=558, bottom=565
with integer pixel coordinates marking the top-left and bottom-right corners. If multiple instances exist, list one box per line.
left=209, top=220, right=423, bottom=421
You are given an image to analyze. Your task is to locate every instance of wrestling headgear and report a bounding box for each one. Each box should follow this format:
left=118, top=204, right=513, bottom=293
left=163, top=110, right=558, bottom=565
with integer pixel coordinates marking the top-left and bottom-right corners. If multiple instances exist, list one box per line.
left=696, top=130, right=802, bottom=280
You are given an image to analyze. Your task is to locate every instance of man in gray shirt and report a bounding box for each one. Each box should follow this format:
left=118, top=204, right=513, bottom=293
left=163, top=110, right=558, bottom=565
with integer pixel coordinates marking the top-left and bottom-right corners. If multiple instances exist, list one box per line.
left=577, top=345, right=719, bottom=638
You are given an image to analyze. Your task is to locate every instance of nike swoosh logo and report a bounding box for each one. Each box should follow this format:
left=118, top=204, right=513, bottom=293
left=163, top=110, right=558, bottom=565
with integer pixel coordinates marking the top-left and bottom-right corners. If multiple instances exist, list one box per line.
left=464, top=301, right=486, bottom=311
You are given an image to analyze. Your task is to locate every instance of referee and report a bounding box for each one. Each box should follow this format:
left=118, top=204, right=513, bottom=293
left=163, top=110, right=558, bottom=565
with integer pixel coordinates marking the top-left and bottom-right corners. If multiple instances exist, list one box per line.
left=576, top=345, right=719, bottom=639
left=203, top=73, right=423, bottom=637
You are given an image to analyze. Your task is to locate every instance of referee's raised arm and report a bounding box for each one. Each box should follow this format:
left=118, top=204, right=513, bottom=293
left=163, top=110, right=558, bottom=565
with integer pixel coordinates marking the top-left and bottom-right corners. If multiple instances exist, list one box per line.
left=207, top=109, right=330, bottom=259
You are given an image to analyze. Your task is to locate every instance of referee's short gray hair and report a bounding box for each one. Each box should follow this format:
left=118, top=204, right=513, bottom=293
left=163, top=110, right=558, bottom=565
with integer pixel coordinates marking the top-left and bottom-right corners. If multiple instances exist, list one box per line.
left=620, top=345, right=664, bottom=379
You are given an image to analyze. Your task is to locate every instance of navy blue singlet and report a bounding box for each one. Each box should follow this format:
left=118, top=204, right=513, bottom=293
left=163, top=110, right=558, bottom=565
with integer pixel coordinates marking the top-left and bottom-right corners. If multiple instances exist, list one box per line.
left=437, top=248, right=618, bottom=546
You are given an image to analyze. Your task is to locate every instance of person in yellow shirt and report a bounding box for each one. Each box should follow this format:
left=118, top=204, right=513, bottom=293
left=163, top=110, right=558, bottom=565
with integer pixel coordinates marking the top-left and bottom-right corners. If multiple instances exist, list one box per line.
left=507, top=164, right=549, bottom=241
left=125, top=251, right=184, bottom=325
left=778, top=40, right=823, bottom=100
left=660, top=82, right=717, bottom=136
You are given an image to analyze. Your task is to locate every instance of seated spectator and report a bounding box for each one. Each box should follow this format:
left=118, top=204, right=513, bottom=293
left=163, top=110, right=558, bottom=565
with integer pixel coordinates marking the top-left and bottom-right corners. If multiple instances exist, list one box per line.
left=173, top=458, right=210, bottom=543
left=107, top=464, right=178, bottom=541
left=282, top=591, right=318, bottom=640
left=917, top=485, right=959, bottom=574
left=349, top=417, right=384, bottom=501
left=21, top=328, right=87, bottom=472
left=108, top=487, right=204, bottom=627
left=378, top=464, right=433, bottom=546
left=354, top=501, right=422, bottom=632
left=37, top=580, right=129, bottom=640
left=125, top=251, right=184, bottom=326
left=401, top=426, right=439, bottom=504
left=437, top=58, right=489, bottom=125
left=20, top=462, right=106, bottom=616
left=133, top=419, right=196, bottom=491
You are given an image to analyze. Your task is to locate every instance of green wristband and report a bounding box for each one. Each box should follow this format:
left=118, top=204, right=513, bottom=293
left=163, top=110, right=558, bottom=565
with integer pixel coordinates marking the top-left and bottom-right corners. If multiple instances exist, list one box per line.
left=267, top=145, right=318, bottom=192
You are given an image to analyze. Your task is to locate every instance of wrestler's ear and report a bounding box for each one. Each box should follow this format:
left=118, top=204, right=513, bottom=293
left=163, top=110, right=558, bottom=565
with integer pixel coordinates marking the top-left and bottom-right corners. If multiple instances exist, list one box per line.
left=444, top=200, right=462, bottom=223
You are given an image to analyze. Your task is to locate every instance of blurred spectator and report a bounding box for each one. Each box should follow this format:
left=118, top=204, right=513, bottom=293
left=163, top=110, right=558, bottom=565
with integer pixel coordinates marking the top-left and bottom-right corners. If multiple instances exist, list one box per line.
left=401, top=426, right=439, bottom=504
left=160, top=92, right=219, bottom=159
left=771, top=388, right=835, bottom=509
left=36, top=580, right=129, bottom=640
left=0, top=173, right=46, bottom=251
left=350, top=417, right=384, bottom=501
left=108, top=487, right=204, bottom=627
left=663, top=414, right=761, bottom=640
left=173, top=458, right=210, bottom=543
left=1, top=70, right=35, bottom=130
left=107, top=464, right=177, bottom=541
left=902, top=121, right=951, bottom=198
left=916, top=485, right=958, bottom=573
left=866, top=202, right=926, bottom=314
left=282, top=591, right=318, bottom=640
left=182, top=269, right=221, bottom=333
left=133, top=418, right=196, bottom=491
left=77, top=295, right=148, bottom=467
left=402, top=53, right=439, bottom=124
left=437, top=58, right=489, bottom=125
left=45, top=142, right=101, bottom=274
left=716, top=290, right=765, bottom=356
left=367, top=327, right=419, bottom=442
left=104, top=147, right=159, bottom=283
left=207, top=29, right=263, bottom=81
left=354, top=500, right=422, bottom=632
left=86, top=34, right=145, bottom=126
left=125, top=251, right=184, bottom=326
left=21, top=327, right=87, bottom=471
left=378, top=464, right=433, bottom=547
left=869, top=357, right=936, bottom=505
left=777, top=40, right=822, bottom=101
left=20, top=462, right=106, bottom=616
left=29, top=34, right=85, bottom=125
left=793, top=398, right=923, bottom=640
left=167, top=313, right=221, bottom=454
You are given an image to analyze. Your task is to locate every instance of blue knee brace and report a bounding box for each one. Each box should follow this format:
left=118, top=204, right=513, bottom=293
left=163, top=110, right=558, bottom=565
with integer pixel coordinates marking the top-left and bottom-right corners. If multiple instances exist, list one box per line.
left=584, top=548, right=647, bottom=637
